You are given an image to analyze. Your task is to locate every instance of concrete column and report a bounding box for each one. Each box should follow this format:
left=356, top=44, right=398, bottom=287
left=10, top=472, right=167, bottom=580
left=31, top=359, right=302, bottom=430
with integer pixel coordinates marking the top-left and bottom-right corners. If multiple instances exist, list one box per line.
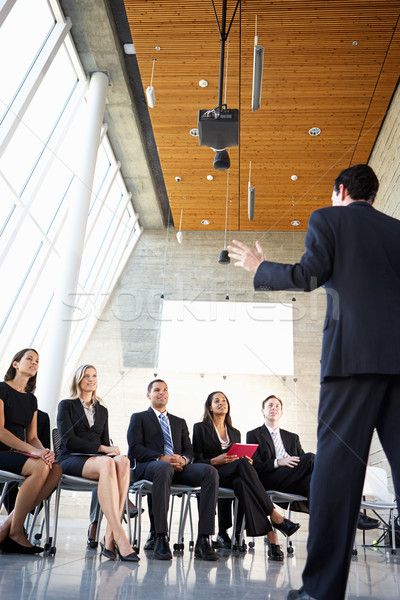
left=37, top=71, right=109, bottom=423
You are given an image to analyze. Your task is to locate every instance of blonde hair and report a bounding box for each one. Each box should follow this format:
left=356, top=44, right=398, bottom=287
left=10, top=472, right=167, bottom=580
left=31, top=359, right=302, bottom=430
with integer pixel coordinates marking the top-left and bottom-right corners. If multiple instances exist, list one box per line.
left=69, top=364, right=102, bottom=403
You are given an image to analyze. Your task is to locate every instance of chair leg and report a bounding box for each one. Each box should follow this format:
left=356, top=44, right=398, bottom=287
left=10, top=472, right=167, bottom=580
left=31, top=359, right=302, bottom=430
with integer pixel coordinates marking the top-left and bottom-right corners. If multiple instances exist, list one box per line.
left=390, top=509, right=397, bottom=555
left=173, top=492, right=191, bottom=551
left=49, top=483, right=61, bottom=556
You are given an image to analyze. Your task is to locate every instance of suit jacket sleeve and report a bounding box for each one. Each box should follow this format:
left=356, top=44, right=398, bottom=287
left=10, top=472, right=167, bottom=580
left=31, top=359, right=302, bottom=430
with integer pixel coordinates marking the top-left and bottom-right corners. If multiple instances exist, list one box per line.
left=127, top=411, right=162, bottom=463
left=172, top=415, right=194, bottom=461
left=254, top=209, right=334, bottom=292
left=193, top=421, right=240, bottom=464
left=127, top=410, right=194, bottom=463
left=57, top=399, right=107, bottom=454
left=246, top=427, right=276, bottom=475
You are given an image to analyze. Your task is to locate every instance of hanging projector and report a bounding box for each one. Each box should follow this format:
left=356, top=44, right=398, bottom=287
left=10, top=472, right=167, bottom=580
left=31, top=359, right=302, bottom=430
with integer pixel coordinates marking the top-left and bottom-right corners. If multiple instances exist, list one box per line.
left=198, top=107, right=239, bottom=151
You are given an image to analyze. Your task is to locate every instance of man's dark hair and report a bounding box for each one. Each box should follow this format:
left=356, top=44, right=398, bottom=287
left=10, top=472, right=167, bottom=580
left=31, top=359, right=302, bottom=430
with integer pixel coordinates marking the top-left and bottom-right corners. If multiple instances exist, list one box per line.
left=334, top=164, right=379, bottom=205
left=262, top=395, right=283, bottom=410
left=147, top=378, right=166, bottom=393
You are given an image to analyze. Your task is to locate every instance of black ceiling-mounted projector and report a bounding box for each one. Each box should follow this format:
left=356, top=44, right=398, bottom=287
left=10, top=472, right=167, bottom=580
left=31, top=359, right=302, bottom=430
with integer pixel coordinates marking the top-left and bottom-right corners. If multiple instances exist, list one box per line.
left=198, top=107, right=239, bottom=151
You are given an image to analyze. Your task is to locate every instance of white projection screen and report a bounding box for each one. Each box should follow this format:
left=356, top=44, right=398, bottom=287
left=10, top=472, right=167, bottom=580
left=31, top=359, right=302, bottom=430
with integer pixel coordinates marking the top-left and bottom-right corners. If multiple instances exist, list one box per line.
left=157, top=301, right=294, bottom=375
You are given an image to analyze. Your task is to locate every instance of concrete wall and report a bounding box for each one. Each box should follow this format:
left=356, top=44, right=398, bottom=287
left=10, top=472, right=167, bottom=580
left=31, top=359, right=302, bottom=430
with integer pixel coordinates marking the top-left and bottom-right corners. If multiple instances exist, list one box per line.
left=368, top=81, right=400, bottom=479
left=60, top=229, right=324, bottom=524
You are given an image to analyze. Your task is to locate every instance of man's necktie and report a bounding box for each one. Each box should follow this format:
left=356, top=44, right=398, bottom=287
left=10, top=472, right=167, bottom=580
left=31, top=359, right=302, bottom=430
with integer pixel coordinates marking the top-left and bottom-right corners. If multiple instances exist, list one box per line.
left=271, top=430, right=289, bottom=459
left=159, top=414, right=174, bottom=455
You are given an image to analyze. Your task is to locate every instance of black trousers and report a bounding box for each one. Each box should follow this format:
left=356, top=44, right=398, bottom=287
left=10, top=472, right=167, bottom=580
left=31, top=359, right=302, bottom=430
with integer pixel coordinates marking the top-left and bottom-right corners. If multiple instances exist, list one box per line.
left=303, top=375, right=400, bottom=600
left=142, top=461, right=219, bottom=535
left=259, top=452, right=314, bottom=501
left=217, top=458, right=275, bottom=537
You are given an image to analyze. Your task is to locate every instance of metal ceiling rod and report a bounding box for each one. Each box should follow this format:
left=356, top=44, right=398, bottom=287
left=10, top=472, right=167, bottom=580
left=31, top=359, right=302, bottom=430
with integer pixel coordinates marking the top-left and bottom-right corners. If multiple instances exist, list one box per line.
left=211, top=0, right=241, bottom=108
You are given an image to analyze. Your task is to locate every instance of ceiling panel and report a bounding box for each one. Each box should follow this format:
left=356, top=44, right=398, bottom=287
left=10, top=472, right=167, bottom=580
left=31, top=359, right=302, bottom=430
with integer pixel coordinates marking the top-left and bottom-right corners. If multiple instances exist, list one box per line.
left=123, top=0, right=400, bottom=231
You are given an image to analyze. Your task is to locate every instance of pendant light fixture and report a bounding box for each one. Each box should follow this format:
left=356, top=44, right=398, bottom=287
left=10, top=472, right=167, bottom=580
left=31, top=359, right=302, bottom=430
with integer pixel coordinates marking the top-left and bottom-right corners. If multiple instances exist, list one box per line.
left=252, top=16, right=264, bottom=111
left=218, top=170, right=231, bottom=264
left=248, top=161, right=255, bottom=220
left=146, top=58, right=156, bottom=108
left=176, top=209, right=183, bottom=243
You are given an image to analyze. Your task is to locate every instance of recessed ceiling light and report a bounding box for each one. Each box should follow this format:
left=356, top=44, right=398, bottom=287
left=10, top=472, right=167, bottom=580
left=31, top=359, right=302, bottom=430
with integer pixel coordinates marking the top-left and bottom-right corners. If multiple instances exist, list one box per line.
left=207, top=175, right=214, bottom=181
left=291, top=175, right=298, bottom=181
left=190, top=128, right=199, bottom=137
left=352, top=41, right=358, bottom=46
left=291, top=220, right=301, bottom=226
left=199, top=79, right=208, bottom=87
left=175, top=176, right=182, bottom=182
left=201, top=219, right=210, bottom=225
left=155, top=46, right=161, bottom=51
left=309, top=127, right=321, bottom=136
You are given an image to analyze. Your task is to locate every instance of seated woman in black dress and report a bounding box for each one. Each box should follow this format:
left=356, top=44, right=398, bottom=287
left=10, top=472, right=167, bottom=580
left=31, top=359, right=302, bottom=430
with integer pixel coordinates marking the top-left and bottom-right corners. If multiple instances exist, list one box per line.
left=0, top=348, right=62, bottom=554
left=57, top=364, right=138, bottom=562
left=193, top=391, right=300, bottom=560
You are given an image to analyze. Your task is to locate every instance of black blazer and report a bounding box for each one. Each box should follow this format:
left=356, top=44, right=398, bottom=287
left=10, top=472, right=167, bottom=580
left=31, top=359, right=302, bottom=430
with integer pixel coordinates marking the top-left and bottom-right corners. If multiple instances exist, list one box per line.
left=57, top=398, right=110, bottom=462
left=192, top=420, right=241, bottom=464
left=127, top=407, right=193, bottom=480
left=254, top=202, right=400, bottom=381
left=246, top=424, right=303, bottom=479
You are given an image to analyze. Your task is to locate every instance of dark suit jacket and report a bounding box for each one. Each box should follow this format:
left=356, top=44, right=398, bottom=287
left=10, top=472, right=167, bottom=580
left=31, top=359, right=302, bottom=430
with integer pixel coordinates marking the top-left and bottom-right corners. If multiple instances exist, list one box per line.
left=246, top=424, right=303, bottom=479
left=192, top=421, right=241, bottom=464
left=57, top=398, right=110, bottom=462
left=254, top=202, right=400, bottom=381
left=127, top=407, right=193, bottom=480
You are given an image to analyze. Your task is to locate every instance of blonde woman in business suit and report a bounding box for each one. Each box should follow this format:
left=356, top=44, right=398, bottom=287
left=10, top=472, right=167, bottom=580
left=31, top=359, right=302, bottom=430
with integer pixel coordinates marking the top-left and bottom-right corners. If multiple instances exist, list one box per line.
left=193, top=391, right=300, bottom=560
left=57, top=364, right=138, bottom=562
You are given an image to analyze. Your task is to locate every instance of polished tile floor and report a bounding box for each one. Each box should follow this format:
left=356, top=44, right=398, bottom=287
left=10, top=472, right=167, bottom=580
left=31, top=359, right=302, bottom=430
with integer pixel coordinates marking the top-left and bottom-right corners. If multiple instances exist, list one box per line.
left=0, top=518, right=399, bottom=600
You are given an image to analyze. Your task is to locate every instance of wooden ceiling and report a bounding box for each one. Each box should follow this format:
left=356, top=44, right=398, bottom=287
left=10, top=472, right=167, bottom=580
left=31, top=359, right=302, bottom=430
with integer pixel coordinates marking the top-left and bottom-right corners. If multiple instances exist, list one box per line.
left=123, top=0, right=400, bottom=231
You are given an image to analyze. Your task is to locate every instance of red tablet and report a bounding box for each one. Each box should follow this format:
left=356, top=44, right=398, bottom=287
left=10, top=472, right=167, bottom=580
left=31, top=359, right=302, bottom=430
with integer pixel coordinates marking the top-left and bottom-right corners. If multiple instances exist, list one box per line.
left=226, top=443, right=258, bottom=458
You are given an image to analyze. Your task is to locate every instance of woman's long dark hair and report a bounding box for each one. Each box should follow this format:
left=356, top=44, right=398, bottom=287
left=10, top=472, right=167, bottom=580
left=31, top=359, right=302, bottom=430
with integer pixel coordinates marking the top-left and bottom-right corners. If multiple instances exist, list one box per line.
left=202, top=391, right=233, bottom=429
left=4, top=348, right=39, bottom=393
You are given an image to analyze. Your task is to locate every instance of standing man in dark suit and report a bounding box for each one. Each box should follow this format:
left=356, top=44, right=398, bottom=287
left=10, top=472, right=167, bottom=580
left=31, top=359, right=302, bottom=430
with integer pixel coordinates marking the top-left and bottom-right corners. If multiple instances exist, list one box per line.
left=127, top=379, right=219, bottom=561
left=247, top=395, right=314, bottom=500
left=228, top=164, right=400, bottom=600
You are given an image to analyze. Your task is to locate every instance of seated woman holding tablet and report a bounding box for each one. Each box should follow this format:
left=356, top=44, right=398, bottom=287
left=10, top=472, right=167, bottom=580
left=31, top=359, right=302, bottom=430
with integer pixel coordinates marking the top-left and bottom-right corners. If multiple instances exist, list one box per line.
left=192, top=391, right=300, bottom=560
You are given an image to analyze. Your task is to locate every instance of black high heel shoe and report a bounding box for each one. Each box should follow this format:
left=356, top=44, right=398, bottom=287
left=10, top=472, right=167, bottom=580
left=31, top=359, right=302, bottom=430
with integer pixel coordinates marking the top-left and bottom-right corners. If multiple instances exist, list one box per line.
left=100, top=537, right=116, bottom=561
left=266, top=539, right=284, bottom=561
left=271, top=517, right=300, bottom=537
left=115, top=544, right=140, bottom=562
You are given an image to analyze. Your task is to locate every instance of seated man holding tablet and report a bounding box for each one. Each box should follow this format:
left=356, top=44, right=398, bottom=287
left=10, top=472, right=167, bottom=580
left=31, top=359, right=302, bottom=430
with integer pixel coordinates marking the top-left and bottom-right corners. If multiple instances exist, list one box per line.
left=193, top=391, right=300, bottom=560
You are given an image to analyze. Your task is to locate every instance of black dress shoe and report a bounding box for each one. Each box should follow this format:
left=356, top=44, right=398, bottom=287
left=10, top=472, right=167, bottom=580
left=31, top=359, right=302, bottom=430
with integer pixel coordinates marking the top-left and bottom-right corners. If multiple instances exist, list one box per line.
left=194, top=536, right=219, bottom=561
left=144, top=530, right=156, bottom=551
left=216, top=532, right=231, bottom=549
left=272, top=517, right=300, bottom=537
left=87, top=522, right=98, bottom=548
left=267, top=542, right=284, bottom=561
left=154, top=534, right=172, bottom=560
left=123, top=507, right=145, bottom=522
left=357, top=512, right=380, bottom=530
left=287, top=586, right=316, bottom=599
left=2, top=536, right=43, bottom=554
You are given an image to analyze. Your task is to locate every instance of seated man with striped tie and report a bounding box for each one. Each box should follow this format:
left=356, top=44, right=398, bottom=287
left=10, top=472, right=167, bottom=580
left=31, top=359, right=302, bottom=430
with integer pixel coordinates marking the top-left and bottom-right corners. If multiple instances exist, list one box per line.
left=247, top=395, right=314, bottom=503
left=127, top=379, right=219, bottom=561
left=246, top=395, right=379, bottom=530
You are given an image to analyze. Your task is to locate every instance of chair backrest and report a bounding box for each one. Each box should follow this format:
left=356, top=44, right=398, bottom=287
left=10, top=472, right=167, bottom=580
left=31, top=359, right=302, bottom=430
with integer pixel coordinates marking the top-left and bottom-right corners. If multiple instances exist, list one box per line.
left=52, top=428, right=62, bottom=458
left=362, top=466, right=393, bottom=503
